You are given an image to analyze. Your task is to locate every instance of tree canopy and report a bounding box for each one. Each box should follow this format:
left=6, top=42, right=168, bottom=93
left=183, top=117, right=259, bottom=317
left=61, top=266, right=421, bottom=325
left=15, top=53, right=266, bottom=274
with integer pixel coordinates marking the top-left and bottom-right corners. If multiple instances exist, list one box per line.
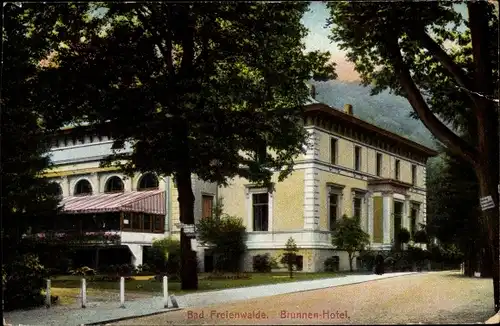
left=331, top=215, right=370, bottom=272
left=40, top=2, right=336, bottom=185
left=38, top=2, right=337, bottom=290
left=326, top=0, right=499, bottom=310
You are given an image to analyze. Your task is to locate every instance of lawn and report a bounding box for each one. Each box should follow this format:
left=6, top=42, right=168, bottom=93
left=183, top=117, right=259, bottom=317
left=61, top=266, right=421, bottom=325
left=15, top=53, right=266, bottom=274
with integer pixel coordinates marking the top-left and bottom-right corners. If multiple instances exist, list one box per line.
left=49, top=272, right=340, bottom=304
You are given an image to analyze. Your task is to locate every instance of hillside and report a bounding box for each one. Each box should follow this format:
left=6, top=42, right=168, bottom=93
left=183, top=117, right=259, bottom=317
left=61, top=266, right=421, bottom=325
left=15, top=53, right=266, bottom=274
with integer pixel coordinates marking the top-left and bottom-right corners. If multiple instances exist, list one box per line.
left=312, top=80, right=437, bottom=149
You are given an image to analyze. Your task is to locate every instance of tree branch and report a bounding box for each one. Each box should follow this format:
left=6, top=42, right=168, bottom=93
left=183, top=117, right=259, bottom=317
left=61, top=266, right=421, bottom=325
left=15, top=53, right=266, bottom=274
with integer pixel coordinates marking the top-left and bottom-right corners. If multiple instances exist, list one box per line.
left=135, top=6, right=174, bottom=76
left=467, top=2, right=494, bottom=100
left=386, top=38, right=480, bottom=166
left=411, top=28, right=479, bottom=105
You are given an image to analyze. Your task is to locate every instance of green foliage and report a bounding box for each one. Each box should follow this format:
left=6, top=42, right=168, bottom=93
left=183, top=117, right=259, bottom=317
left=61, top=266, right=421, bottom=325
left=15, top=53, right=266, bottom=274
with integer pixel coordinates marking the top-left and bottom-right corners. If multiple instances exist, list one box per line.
left=280, top=237, right=299, bottom=278
left=324, top=256, right=340, bottom=272
left=253, top=254, right=277, bottom=273
left=426, top=150, right=480, bottom=266
left=331, top=215, right=370, bottom=272
left=357, top=250, right=378, bottom=272
left=2, top=3, right=90, bottom=309
left=41, top=2, right=337, bottom=187
left=3, top=254, right=47, bottom=311
left=136, top=264, right=152, bottom=273
left=328, top=1, right=499, bottom=305
left=38, top=2, right=336, bottom=290
left=197, top=214, right=247, bottom=273
left=414, top=229, right=428, bottom=244
left=398, top=228, right=411, bottom=245
left=151, top=237, right=181, bottom=276
left=69, top=266, right=96, bottom=276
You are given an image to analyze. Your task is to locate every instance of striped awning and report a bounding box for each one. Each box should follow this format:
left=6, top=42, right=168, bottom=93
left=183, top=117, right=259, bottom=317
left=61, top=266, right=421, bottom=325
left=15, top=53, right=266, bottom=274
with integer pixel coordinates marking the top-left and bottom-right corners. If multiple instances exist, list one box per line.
left=60, top=190, right=166, bottom=215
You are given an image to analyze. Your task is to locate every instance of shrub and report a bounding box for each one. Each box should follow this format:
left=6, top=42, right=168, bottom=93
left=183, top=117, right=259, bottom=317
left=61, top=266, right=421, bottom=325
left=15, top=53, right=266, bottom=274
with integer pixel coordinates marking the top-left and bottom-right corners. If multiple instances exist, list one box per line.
left=134, top=263, right=154, bottom=275
left=253, top=254, right=273, bottom=273
left=280, top=237, right=299, bottom=278
left=407, top=245, right=427, bottom=270
left=197, top=202, right=247, bottom=273
left=414, top=229, right=428, bottom=244
left=118, top=264, right=135, bottom=276
left=324, top=256, right=340, bottom=272
left=398, top=228, right=411, bottom=245
left=151, top=236, right=181, bottom=276
left=204, top=273, right=251, bottom=280
left=90, top=275, right=132, bottom=282
left=69, top=266, right=96, bottom=276
left=357, top=250, right=377, bottom=271
left=331, top=215, right=370, bottom=272
left=3, top=253, right=47, bottom=311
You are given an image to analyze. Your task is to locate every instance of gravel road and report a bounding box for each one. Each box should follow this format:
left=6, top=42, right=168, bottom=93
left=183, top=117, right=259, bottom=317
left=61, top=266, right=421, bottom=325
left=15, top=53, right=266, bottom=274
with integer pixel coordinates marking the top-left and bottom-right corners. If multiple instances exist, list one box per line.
left=111, top=271, right=494, bottom=325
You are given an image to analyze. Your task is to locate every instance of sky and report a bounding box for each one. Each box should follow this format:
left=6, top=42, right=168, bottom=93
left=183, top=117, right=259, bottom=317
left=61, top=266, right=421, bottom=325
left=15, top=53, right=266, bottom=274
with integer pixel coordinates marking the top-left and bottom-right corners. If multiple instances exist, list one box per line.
left=300, top=2, right=477, bottom=82
left=300, top=2, right=359, bottom=81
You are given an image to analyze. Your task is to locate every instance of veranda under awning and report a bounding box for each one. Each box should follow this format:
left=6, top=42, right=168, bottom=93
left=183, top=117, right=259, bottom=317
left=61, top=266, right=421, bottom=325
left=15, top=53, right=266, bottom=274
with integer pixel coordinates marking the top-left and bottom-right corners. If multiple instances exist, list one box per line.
left=60, top=190, right=166, bottom=215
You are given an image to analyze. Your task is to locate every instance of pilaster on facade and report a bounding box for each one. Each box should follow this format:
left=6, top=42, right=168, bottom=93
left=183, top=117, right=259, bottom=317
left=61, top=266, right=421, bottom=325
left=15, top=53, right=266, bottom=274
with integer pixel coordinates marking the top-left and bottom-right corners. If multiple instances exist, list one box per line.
left=403, top=195, right=411, bottom=230
left=62, top=176, right=70, bottom=197
left=367, top=192, right=374, bottom=242
left=421, top=194, right=427, bottom=226
left=303, top=169, right=320, bottom=230
left=303, top=129, right=320, bottom=230
left=382, top=192, right=392, bottom=244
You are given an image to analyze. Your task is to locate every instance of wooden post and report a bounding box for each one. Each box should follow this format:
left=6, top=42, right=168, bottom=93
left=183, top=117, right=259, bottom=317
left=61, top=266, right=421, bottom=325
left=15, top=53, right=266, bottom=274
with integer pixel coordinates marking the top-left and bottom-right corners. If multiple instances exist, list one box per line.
left=45, top=279, right=51, bottom=308
left=81, top=278, right=87, bottom=308
left=163, top=276, right=168, bottom=308
left=120, top=277, right=125, bottom=308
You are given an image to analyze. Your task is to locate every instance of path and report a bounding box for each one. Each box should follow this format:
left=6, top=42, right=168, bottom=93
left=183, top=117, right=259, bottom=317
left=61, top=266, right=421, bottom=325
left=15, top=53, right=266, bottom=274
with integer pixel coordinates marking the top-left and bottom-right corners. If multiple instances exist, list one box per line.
left=4, top=272, right=415, bottom=325
left=111, top=271, right=494, bottom=325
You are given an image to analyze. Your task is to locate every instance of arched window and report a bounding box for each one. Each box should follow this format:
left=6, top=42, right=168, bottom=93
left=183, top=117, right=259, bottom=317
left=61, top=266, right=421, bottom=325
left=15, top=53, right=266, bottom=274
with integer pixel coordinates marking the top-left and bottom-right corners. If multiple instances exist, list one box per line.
left=74, top=179, right=93, bottom=196
left=104, top=176, right=124, bottom=193
left=137, top=173, right=159, bottom=190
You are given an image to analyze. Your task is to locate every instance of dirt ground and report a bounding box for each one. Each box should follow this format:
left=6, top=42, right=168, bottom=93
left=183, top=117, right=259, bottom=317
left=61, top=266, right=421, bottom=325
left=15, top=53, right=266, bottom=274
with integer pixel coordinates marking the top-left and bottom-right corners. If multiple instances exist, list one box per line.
left=111, top=271, right=495, bottom=325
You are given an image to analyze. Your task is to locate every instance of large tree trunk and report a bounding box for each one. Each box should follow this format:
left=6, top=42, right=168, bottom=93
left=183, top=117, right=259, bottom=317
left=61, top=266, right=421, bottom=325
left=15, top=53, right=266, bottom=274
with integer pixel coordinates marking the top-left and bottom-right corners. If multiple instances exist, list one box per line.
left=176, top=168, right=199, bottom=290
left=476, top=165, right=500, bottom=312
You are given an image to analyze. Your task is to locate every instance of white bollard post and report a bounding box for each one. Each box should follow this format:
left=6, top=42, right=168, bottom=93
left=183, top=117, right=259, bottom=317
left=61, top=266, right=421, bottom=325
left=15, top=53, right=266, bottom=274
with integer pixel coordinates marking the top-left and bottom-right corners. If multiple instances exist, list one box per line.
left=163, top=276, right=168, bottom=308
left=120, top=276, right=125, bottom=308
left=45, top=279, right=51, bottom=308
left=81, top=278, right=87, bottom=308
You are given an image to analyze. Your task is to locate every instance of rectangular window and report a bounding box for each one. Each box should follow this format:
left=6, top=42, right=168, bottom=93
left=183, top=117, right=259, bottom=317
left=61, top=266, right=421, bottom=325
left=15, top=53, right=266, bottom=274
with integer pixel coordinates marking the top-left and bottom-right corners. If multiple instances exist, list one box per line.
left=328, top=193, right=339, bottom=231
left=296, top=255, right=304, bottom=271
left=330, top=138, right=338, bottom=164
left=411, top=164, right=417, bottom=185
left=153, top=215, right=163, bottom=233
left=395, top=159, right=400, bottom=180
left=376, top=153, right=383, bottom=177
left=354, top=146, right=361, bottom=171
left=202, top=195, right=214, bottom=219
left=410, top=206, right=418, bottom=237
left=143, top=214, right=152, bottom=232
left=353, top=196, right=362, bottom=219
left=252, top=193, right=269, bottom=231
left=394, top=201, right=404, bottom=241
left=132, top=213, right=142, bottom=230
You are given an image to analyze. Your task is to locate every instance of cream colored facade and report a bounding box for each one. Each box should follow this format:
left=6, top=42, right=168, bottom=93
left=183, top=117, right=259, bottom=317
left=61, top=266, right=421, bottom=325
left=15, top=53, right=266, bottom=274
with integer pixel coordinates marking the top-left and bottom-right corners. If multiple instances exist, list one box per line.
left=219, top=102, right=436, bottom=272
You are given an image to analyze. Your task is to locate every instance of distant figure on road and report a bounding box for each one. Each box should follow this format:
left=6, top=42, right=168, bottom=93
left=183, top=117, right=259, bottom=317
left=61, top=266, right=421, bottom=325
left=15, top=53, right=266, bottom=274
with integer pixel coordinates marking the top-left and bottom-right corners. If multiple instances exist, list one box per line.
left=374, top=254, right=384, bottom=275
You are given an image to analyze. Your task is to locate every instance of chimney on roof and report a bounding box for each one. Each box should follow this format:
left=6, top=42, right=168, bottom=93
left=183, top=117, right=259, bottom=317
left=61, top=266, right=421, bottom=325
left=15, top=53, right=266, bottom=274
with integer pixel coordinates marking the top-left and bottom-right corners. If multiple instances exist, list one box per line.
left=344, top=104, right=353, bottom=115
